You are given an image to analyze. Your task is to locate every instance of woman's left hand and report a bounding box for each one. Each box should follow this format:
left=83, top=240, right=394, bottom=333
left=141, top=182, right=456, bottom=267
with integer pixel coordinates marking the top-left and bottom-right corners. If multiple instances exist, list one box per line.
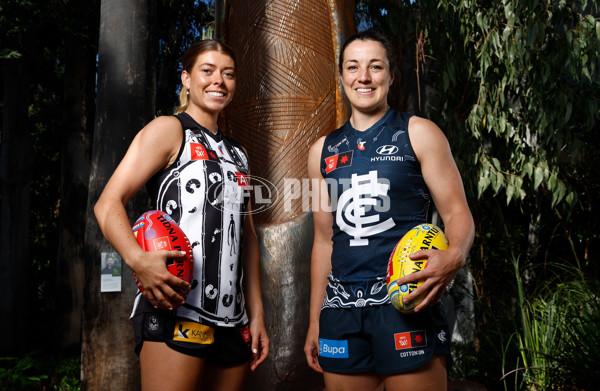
left=248, top=317, right=269, bottom=371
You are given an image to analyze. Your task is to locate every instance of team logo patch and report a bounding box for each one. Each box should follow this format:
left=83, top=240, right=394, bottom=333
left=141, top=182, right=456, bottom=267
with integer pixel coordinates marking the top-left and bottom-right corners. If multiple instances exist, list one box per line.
left=173, top=321, right=215, bottom=344
left=325, top=151, right=353, bottom=173
left=394, top=330, right=427, bottom=350
left=240, top=325, right=251, bottom=343
left=319, top=338, right=349, bottom=358
left=336, top=170, right=395, bottom=246
left=438, top=329, right=447, bottom=343
left=146, top=315, right=160, bottom=332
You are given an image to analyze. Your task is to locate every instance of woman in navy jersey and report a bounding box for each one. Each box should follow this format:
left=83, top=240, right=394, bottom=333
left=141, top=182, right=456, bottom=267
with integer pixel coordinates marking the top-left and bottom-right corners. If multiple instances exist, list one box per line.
left=95, top=40, right=269, bottom=391
left=304, top=30, right=474, bottom=391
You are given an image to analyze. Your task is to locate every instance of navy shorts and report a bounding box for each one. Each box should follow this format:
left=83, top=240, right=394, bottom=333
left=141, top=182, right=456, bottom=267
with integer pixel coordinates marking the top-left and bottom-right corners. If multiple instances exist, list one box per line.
left=132, top=297, right=252, bottom=366
left=318, top=303, right=450, bottom=374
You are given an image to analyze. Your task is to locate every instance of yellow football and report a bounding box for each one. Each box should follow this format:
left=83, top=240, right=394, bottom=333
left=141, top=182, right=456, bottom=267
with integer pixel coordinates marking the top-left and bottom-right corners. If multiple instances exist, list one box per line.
left=386, top=224, right=449, bottom=313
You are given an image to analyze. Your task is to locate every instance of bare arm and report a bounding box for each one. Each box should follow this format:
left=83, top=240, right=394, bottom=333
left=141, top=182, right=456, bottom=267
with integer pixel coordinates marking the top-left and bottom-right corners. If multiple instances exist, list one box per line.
left=241, top=206, right=269, bottom=371
left=396, top=116, right=475, bottom=312
left=94, top=116, right=191, bottom=310
left=304, top=137, right=333, bottom=373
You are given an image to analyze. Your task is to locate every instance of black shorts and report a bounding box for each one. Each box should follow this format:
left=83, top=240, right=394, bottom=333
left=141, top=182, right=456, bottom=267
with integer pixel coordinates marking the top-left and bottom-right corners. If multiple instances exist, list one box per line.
left=318, top=303, right=450, bottom=374
left=132, top=297, right=252, bottom=367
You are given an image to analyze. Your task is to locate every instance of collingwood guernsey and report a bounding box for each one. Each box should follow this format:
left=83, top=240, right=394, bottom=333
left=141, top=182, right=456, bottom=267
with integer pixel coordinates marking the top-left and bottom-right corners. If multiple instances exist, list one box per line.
left=133, top=112, right=250, bottom=327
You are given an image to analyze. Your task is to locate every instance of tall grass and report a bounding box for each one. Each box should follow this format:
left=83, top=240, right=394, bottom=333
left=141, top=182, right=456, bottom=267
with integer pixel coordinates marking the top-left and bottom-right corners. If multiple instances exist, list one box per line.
left=503, top=259, right=600, bottom=390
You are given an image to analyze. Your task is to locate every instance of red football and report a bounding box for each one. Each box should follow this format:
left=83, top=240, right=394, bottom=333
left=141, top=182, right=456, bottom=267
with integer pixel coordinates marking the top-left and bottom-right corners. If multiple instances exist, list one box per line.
left=131, top=210, right=194, bottom=294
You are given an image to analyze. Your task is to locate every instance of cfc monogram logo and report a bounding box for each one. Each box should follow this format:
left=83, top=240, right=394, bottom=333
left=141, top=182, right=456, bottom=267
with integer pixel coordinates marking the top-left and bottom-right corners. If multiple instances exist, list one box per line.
left=336, top=171, right=395, bottom=246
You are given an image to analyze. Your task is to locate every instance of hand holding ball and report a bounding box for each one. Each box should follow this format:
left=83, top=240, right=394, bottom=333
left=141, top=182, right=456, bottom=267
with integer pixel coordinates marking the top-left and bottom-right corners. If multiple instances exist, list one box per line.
left=386, top=224, right=448, bottom=313
left=131, top=210, right=194, bottom=295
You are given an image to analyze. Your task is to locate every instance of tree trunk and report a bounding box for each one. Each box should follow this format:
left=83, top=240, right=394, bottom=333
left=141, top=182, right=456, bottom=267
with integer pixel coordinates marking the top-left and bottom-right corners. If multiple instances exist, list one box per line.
left=0, top=58, right=33, bottom=356
left=81, top=0, right=155, bottom=389
left=220, top=1, right=354, bottom=389
left=56, top=35, right=96, bottom=352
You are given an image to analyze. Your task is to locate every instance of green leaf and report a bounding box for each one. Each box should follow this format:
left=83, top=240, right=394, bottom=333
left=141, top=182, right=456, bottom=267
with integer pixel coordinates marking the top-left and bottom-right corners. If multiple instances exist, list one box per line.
left=493, top=172, right=504, bottom=194
left=519, top=188, right=527, bottom=200
left=534, top=166, right=544, bottom=189
left=564, top=102, right=572, bottom=123
left=492, top=157, right=501, bottom=170
left=0, top=49, right=23, bottom=60
left=506, top=184, right=515, bottom=205
left=548, top=173, right=557, bottom=191
left=476, top=12, right=483, bottom=29
left=566, top=191, right=575, bottom=206
left=587, top=15, right=595, bottom=26
left=524, top=161, right=533, bottom=178
left=478, top=175, right=491, bottom=197
left=503, top=25, right=512, bottom=42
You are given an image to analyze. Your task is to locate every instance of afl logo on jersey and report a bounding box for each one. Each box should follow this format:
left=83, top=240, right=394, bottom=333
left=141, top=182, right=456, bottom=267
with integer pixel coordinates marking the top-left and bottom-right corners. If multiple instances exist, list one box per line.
left=376, top=145, right=399, bottom=155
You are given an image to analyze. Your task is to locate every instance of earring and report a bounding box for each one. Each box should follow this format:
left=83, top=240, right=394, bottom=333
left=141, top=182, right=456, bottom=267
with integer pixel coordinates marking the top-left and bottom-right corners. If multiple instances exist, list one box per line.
left=186, top=89, right=190, bottom=96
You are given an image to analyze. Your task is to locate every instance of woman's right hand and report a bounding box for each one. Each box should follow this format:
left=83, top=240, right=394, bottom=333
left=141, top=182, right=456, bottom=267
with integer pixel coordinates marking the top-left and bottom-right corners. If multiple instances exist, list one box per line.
left=131, top=249, right=191, bottom=310
left=94, top=115, right=188, bottom=310
left=304, top=322, right=323, bottom=373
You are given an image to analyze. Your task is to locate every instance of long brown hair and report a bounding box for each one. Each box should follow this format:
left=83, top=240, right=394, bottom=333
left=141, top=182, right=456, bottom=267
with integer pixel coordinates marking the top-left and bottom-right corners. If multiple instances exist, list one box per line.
left=174, top=40, right=237, bottom=114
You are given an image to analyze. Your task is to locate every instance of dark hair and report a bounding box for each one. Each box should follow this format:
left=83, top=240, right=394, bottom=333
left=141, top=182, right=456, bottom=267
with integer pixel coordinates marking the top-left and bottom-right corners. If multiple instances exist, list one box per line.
left=175, top=39, right=237, bottom=114
left=338, top=29, right=395, bottom=75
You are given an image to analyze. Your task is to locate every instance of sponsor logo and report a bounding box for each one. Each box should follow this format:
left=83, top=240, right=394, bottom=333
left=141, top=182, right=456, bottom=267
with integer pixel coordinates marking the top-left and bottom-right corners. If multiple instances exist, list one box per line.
left=357, top=140, right=366, bottom=150
left=240, top=326, right=251, bottom=342
left=394, top=330, right=427, bottom=350
left=325, top=151, right=353, bottom=173
left=398, top=349, right=425, bottom=358
left=152, top=236, right=171, bottom=251
left=236, top=172, right=249, bottom=188
left=191, top=143, right=218, bottom=161
left=376, top=145, right=399, bottom=155
left=191, top=143, right=209, bottom=160
left=319, top=338, right=349, bottom=358
left=173, top=321, right=215, bottom=344
left=370, top=155, right=404, bottom=162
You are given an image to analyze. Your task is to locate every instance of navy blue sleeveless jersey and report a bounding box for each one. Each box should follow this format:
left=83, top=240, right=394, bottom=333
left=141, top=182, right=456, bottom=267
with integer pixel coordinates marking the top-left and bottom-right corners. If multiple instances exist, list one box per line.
left=320, top=109, right=432, bottom=309
left=137, top=112, right=250, bottom=327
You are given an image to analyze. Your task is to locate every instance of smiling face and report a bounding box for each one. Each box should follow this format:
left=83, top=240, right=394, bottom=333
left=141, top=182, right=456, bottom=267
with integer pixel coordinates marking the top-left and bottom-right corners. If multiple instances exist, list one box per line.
left=340, top=39, right=394, bottom=118
left=181, top=50, right=236, bottom=119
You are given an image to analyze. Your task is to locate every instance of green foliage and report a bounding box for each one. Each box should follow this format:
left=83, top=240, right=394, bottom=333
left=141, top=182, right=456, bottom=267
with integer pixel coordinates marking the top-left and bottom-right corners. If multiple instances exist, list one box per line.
left=0, top=352, right=80, bottom=391
left=155, top=0, right=214, bottom=115
left=424, top=0, right=600, bottom=210
left=358, top=1, right=600, bottom=389
left=506, top=260, right=600, bottom=389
